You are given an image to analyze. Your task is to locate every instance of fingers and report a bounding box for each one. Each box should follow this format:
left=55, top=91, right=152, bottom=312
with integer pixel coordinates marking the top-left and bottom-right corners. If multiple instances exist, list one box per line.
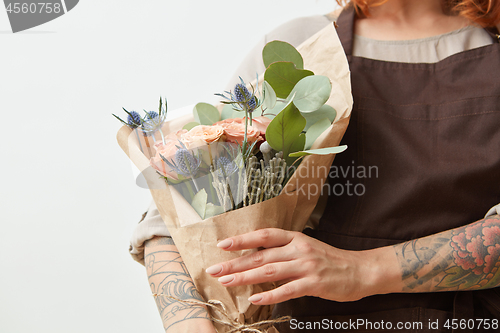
left=216, top=261, right=300, bottom=287
left=217, top=228, right=296, bottom=251
left=248, top=279, right=310, bottom=305
left=206, top=246, right=294, bottom=277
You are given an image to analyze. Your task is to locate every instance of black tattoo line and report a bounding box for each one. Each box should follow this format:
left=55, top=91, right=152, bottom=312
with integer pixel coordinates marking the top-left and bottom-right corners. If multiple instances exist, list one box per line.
left=145, top=241, right=211, bottom=332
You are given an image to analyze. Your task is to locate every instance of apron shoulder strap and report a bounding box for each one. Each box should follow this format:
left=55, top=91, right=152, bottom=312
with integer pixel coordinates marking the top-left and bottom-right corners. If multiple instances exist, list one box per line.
left=335, top=5, right=355, bottom=57
left=484, top=26, right=500, bottom=43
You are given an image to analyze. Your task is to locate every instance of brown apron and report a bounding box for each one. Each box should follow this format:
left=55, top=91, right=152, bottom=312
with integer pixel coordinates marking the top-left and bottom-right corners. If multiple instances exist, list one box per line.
left=273, top=7, right=500, bottom=333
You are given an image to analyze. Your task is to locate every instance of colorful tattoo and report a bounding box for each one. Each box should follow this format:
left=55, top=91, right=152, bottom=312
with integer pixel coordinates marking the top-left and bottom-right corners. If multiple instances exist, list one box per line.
left=394, top=215, right=500, bottom=292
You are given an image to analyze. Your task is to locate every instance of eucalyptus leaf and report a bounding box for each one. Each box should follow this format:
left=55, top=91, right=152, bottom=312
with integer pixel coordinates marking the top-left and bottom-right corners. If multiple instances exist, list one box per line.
left=231, top=109, right=244, bottom=119
left=183, top=122, right=200, bottom=131
left=263, top=99, right=287, bottom=118
left=266, top=98, right=306, bottom=160
left=305, top=118, right=331, bottom=150
left=289, top=145, right=348, bottom=157
left=191, top=188, right=208, bottom=219
left=264, top=62, right=314, bottom=98
left=262, top=81, right=277, bottom=110
left=221, top=104, right=234, bottom=120
left=287, top=133, right=306, bottom=165
left=262, top=40, right=304, bottom=69
left=204, top=203, right=225, bottom=219
left=302, top=105, right=337, bottom=131
left=289, top=75, right=332, bottom=112
left=193, top=102, right=220, bottom=125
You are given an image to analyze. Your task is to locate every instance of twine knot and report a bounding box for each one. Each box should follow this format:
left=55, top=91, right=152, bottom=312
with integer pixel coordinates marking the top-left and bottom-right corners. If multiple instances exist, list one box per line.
left=153, top=293, right=291, bottom=333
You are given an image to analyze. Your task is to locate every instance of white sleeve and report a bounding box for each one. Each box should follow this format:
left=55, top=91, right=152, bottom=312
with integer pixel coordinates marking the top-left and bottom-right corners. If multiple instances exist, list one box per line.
left=485, top=203, right=500, bottom=218
left=129, top=201, right=171, bottom=266
left=225, top=15, right=333, bottom=90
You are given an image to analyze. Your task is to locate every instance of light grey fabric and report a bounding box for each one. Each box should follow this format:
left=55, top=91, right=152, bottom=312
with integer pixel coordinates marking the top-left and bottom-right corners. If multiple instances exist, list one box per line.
left=129, top=201, right=171, bottom=265
left=129, top=13, right=499, bottom=264
left=353, top=25, right=493, bottom=63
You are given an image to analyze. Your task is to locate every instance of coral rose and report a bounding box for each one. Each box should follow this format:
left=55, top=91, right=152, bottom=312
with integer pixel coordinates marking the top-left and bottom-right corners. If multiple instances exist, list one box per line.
left=214, top=117, right=268, bottom=145
left=221, top=122, right=261, bottom=145
left=248, top=116, right=271, bottom=137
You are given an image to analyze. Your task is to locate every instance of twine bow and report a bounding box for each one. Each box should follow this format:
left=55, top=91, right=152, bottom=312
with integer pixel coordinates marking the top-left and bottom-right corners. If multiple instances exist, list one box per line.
left=153, top=293, right=291, bottom=333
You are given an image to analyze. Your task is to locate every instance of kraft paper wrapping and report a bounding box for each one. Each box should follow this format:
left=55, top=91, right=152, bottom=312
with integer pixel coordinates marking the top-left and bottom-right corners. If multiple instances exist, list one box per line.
left=117, top=23, right=352, bottom=333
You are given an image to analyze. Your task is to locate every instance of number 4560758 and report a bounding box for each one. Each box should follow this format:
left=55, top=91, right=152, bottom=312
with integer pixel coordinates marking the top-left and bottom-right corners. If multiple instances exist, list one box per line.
left=6, top=3, right=62, bottom=14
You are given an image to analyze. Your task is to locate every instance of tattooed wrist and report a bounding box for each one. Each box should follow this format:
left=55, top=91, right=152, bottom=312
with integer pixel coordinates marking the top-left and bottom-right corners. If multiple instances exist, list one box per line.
left=145, top=237, right=213, bottom=332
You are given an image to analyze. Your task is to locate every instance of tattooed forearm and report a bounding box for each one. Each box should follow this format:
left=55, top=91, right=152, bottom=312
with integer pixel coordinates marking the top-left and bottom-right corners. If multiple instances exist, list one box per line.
left=144, top=236, right=215, bottom=333
left=394, top=215, right=500, bottom=292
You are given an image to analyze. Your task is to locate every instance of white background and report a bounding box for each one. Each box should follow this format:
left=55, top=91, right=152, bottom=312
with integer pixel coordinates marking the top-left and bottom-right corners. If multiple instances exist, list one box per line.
left=0, top=1, right=338, bottom=332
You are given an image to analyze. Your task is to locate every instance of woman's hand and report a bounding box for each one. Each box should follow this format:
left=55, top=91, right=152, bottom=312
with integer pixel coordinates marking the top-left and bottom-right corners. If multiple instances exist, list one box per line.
left=205, top=228, right=398, bottom=305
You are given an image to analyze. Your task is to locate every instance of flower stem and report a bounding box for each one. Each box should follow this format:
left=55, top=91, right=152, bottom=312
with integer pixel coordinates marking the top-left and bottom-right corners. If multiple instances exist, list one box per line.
left=184, top=179, right=195, bottom=201
left=207, top=143, right=214, bottom=168
left=243, top=106, right=248, bottom=155
left=134, top=128, right=144, bottom=154
left=158, top=128, right=166, bottom=145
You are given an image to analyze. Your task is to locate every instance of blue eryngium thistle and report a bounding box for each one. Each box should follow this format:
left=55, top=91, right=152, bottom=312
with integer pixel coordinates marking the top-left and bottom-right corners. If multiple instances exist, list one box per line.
left=146, top=111, right=159, bottom=119
left=215, top=156, right=238, bottom=179
left=112, top=108, right=143, bottom=129
left=234, top=84, right=252, bottom=103
left=215, top=77, right=263, bottom=113
left=174, top=149, right=201, bottom=177
left=160, top=142, right=202, bottom=179
left=127, top=111, right=142, bottom=128
left=142, top=110, right=166, bottom=136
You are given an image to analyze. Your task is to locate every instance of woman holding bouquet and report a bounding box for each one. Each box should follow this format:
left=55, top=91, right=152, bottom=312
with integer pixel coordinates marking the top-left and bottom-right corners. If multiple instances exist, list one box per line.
left=132, top=0, right=500, bottom=331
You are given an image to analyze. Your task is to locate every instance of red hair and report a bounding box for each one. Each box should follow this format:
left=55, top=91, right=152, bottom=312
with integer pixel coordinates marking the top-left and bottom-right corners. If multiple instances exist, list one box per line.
left=336, top=0, right=500, bottom=27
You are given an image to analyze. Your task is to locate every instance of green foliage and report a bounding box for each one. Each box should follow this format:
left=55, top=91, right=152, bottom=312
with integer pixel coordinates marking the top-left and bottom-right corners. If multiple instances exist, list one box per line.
left=262, top=40, right=304, bottom=69
left=288, top=145, right=348, bottom=158
left=191, top=189, right=208, bottom=219
left=302, top=105, right=337, bottom=131
left=183, top=122, right=200, bottom=131
left=266, top=99, right=306, bottom=163
left=262, top=81, right=277, bottom=110
left=204, top=203, right=225, bottom=219
left=287, top=133, right=306, bottom=165
left=220, top=104, right=234, bottom=120
left=304, top=118, right=331, bottom=150
left=264, top=62, right=313, bottom=98
left=289, top=75, right=332, bottom=112
left=193, top=102, right=220, bottom=125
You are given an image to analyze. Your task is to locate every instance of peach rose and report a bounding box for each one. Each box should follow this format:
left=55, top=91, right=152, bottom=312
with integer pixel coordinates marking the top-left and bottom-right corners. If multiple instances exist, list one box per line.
left=182, top=125, right=224, bottom=144
left=150, top=129, right=187, bottom=179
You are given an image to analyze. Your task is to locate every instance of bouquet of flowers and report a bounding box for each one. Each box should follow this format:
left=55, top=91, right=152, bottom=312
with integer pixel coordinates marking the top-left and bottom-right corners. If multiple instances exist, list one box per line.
left=117, top=23, right=352, bottom=332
